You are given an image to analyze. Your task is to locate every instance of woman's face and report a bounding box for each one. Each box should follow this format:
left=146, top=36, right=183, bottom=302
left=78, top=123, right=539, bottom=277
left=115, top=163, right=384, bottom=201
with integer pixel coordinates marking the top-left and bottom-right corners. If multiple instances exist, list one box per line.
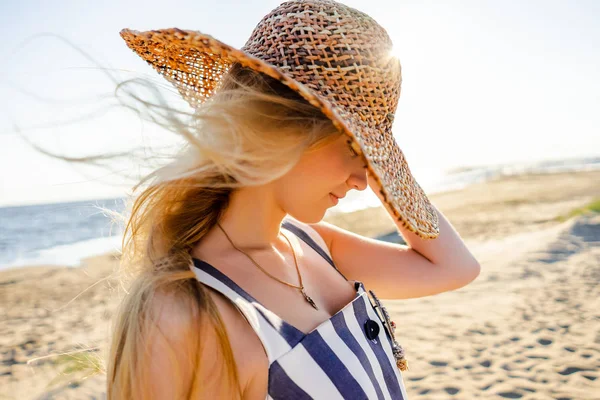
left=274, top=133, right=369, bottom=223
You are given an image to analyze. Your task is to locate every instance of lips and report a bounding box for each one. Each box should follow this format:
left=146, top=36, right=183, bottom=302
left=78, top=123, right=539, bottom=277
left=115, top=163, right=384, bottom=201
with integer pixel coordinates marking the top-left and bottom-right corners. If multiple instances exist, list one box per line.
left=329, top=193, right=339, bottom=204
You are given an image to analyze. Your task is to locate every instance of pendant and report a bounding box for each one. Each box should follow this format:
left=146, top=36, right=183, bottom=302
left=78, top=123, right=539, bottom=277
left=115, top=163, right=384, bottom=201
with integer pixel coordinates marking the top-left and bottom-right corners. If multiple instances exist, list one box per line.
left=301, top=288, right=319, bottom=310
left=369, top=289, right=409, bottom=372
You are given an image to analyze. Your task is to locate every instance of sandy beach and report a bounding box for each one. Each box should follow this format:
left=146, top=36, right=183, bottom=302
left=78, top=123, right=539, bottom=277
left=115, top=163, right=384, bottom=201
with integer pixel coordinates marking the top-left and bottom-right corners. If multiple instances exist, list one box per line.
left=1, top=169, right=599, bottom=399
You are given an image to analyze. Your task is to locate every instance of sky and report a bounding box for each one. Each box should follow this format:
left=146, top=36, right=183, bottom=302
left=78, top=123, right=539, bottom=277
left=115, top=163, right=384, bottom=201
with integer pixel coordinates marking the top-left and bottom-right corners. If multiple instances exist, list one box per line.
left=0, top=0, right=599, bottom=207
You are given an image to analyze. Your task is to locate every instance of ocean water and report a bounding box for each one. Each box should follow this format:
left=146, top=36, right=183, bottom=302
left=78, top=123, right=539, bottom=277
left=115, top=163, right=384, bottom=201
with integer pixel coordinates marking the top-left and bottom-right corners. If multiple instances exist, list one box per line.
left=0, top=198, right=126, bottom=270
left=1, top=156, right=598, bottom=271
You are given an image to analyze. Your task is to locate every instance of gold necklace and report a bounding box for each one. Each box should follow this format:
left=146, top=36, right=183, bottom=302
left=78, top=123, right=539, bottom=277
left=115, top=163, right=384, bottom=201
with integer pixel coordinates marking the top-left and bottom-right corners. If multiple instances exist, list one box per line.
left=216, top=221, right=319, bottom=310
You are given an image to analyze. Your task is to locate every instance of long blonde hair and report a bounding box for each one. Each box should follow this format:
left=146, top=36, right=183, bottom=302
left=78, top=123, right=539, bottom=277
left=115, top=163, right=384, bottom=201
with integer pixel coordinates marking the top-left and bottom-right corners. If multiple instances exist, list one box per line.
left=104, top=61, right=345, bottom=398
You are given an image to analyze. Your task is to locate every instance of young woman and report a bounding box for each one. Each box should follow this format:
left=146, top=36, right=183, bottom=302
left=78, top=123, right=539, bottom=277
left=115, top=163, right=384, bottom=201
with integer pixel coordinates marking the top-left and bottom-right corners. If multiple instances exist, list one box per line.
left=108, top=1, right=481, bottom=398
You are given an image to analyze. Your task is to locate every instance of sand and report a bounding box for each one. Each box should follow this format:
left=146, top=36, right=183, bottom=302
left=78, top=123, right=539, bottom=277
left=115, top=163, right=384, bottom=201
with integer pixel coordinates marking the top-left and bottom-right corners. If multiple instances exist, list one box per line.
left=1, top=170, right=599, bottom=399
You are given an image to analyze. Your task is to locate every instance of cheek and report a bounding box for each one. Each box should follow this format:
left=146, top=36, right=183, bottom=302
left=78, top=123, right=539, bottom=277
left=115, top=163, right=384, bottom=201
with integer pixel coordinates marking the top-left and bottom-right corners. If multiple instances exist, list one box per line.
left=280, top=157, right=345, bottom=200
left=302, top=157, right=346, bottom=190
left=311, top=151, right=347, bottom=174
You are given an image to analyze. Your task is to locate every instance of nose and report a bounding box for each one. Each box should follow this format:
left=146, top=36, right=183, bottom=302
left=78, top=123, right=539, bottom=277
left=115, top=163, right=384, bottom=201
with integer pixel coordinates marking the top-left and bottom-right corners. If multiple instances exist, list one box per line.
left=347, top=167, right=368, bottom=191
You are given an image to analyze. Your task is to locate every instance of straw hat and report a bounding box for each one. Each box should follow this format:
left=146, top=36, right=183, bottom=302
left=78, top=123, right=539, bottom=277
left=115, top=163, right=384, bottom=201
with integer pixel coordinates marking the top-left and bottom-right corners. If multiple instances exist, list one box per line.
left=119, top=0, right=439, bottom=239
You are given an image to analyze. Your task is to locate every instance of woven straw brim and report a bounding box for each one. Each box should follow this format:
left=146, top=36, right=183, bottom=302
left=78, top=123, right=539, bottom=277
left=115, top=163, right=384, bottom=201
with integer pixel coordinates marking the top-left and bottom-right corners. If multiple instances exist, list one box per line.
left=120, top=28, right=439, bottom=239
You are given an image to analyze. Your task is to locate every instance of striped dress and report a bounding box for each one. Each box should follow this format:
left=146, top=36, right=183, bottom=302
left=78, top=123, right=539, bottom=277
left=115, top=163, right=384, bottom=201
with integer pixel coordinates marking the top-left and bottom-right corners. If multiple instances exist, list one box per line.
left=190, top=219, right=409, bottom=399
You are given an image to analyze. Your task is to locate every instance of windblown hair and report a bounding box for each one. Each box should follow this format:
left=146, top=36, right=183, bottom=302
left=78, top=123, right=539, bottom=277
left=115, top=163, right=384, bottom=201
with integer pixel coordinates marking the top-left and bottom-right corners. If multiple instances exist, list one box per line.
left=105, top=62, right=344, bottom=399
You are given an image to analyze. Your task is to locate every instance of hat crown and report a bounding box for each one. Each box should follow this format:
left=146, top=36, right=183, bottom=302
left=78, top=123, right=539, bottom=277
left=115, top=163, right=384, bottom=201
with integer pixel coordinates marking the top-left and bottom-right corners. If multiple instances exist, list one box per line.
left=241, top=0, right=401, bottom=128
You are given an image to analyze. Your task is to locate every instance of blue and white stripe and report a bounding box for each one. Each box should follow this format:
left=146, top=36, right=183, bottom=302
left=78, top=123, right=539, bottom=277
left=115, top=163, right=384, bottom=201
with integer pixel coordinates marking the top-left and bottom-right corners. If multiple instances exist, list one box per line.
left=190, top=221, right=408, bottom=399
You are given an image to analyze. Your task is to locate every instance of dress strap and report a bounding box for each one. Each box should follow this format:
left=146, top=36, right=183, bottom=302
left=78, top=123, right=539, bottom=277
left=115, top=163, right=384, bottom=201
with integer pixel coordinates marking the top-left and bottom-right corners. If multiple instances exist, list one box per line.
left=281, top=219, right=349, bottom=281
left=189, top=258, right=305, bottom=363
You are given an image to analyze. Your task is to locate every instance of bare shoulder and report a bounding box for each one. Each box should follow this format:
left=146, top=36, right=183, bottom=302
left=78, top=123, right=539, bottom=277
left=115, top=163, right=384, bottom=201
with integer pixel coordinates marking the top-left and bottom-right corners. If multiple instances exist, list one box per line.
left=147, top=285, right=268, bottom=399
left=206, top=287, right=269, bottom=397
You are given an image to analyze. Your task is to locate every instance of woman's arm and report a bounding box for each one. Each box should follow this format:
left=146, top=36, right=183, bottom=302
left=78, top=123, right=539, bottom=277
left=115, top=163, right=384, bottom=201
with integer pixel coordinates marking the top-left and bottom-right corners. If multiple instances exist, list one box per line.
left=367, top=171, right=480, bottom=268
left=146, top=288, right=268, bottom=399
left=305, top=173, right=480, bottom=299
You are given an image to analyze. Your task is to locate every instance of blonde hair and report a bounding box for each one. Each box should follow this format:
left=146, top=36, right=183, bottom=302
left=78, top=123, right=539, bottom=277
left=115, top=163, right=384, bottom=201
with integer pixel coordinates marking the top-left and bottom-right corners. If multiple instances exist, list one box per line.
left=102, top=61, right=345, bottom=398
